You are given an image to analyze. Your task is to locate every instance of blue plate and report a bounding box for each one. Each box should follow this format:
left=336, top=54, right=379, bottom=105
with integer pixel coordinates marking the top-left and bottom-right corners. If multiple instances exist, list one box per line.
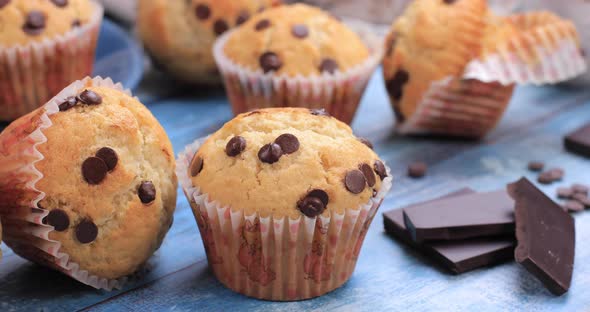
left=93, top=19, right=144, bottom=91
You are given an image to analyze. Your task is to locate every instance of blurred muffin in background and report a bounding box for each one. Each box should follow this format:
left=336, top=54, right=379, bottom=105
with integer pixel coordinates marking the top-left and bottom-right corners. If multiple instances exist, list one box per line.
left=137, top=0, right=281, bottom=85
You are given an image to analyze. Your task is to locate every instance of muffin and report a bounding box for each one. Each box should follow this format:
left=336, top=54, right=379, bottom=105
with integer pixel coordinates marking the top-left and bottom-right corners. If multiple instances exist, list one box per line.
left=177, top=108, right=392, bottom=300
left=0, top=77, right=177, bottom=290
left=383, top=0, right=585, bottom=138
left=137, top=0, right=281, bottom=85
left=213, top=4, right=383, bottom=124
left=0, top=0, right=103, bottom=121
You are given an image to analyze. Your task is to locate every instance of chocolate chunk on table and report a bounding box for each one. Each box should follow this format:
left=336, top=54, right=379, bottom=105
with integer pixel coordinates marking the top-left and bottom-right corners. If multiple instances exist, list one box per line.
left=508, top=178, right=575, bottom=296
left=384, top=188, right=515, bottom=274
left=565, top=123, right=590, bottom=158
left=402, top=190, right=515, bottom=243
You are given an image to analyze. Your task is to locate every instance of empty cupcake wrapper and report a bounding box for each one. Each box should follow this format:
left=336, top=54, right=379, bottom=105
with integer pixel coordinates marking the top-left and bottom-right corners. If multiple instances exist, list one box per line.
left=212, top=28, right=383, bottom=124
left=0, top=77, right=131, bottom=290
left=0, top=1, right=103, bottom=121
left=177, top=139, right=392, bottom=301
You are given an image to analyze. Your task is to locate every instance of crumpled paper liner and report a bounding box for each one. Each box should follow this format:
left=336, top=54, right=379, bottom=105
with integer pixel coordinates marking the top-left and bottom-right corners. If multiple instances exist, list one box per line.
left=177, top=138, right=392, bottom=301
left=0, top=1, right=103, bottom=121
left=0, top=77, right=132, bottom=290
left=213, top=28, right=383, bottom=124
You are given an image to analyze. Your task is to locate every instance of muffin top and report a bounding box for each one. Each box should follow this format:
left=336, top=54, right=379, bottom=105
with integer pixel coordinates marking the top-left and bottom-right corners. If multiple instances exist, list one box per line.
left=0, top=0, right=95, bottom=46
left=2, top=82, right=177, bottom=279
left=189, top=108, right=388, bottom=219
left=223, top=4, right=370, bottom=77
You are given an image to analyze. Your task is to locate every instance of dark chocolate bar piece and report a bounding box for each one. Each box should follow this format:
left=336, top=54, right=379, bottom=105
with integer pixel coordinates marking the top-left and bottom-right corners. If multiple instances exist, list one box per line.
left=508, top=178, right=575, bottom=296
left=384, top=189, right=515, bottom=274
left=403, top=190, right=515, bottom=243
left=565, top=123, right=590, bottom=158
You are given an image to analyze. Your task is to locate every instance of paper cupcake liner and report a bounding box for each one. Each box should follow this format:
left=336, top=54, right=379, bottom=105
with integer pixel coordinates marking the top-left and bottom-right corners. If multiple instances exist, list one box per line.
left=464, top=12, right=587, bottom=85
left=177, top=139, right=392, bottom=301
left=0, top=77, right=133, bottom=290
left=0, top=1, right=104, bottom=121
left=213, top=29, right=383, bottom=124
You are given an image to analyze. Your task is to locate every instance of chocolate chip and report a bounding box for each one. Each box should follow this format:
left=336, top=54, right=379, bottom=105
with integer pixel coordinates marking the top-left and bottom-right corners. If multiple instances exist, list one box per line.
left=190, top=155, right=203, bottom=177
left=310, top=108, right=330, bottom=116
left=195, top=4, right=211, bottom=20
left=23, top=11, right=46, bottom=36
left=564, top=200, right=584, bottom=213
left=571, top=184, right=588, bottom=195
left=319, top=58, right=339, bottom=74
left=0, top=0, right=9, bottom=9
left=358, top=137, right=373, bottom=149
left=257, top=6, right=266, bottom=13
left=76, top=219, right=98, bottom=244
left=528, top=161, right=544, bottom=172
left=575, top=194, right=590, bottom=208
left=138, top=181, right=156, bottom=204
left=213, top=19, right=229, bottom=36
left=537, top=171, right=555, bottom=184
left=557, top=187, right=574, bottom=199
left=549, top=168, right=565, bottom=180
left=51, top=0, right=68, bottom=7
left=274, top=134, right=299, bottom=154
left=255, top=19, right=271, bottom=31
left=386, top=69, right=410, bottom=101
left=258, top=143, right=282, bottom=164
left=259, top=52, right=282, bottom=73
left=226, top=136, right=247, bottom=157
left=408, top=162, right=427, bottom=178
left=77, top=90, right=102, bottom=105
left=345, top=170, right=367, bottom=194
left=291, top=24, right=309, bottom=39
left=82, top=157, right=108, bottom=185
left=58, top=96, right=77, bottom=111
left=45, top=209, right=70, bottom=232
left=374, top=160, right=387, bottom=180
left=236, top=11, right=250, bottom=25
left=96, top=147, right=118, bottom=172
left=359, top=163, right=376, bottom=187
left=443, top=0, right=458, bottom=4
left=297, top=189, right=329, bottom=218
left=72, top=19, right=81, bottom=28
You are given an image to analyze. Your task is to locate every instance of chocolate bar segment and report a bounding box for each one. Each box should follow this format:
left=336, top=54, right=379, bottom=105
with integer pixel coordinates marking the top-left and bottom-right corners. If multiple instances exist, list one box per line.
left=565, top=123, right=590, bottom=158
left=403, top=190, right=515, bottom=242
left=508, top=178, right=575, bottom=296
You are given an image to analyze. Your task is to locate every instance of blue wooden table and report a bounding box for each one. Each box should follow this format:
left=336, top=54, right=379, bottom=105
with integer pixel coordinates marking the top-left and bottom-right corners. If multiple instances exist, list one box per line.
left=1, top=41, right=590, bottom=312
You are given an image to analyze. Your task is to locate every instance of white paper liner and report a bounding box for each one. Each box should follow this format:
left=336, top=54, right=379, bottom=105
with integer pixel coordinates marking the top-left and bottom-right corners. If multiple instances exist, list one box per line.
left=212, top=28, right=383, bottom=124
left=0, top=77, right=133, bottom=290
left=0, top=1, right=104, bottom=121
left=177, top=138, right=392, bottom=301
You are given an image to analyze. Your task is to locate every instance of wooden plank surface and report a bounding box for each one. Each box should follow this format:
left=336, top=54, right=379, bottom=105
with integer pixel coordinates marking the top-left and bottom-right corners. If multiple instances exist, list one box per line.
left=0, top=69, right=589, bottom=311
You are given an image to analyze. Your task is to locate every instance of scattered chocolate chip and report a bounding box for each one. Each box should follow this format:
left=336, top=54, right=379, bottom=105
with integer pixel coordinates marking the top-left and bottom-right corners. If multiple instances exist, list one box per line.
left=310, top=108, right=330, bottom=116
left=557, top=187, right=574, bottom=199
left=236, top=11, right=250, bottom=25
left=549, top=168, right=565, bottom=180
left=274, top=134, right=299, bottom=154
left=213, top=19, right=229, bottom=36
left=258, top=143, right=282, bottom=164
left=345, top=170, right=367, bottom=194
left=195, top=4, right=211, bottom=20
left=319, top=58, right=339, bottom=74
left=190, top=155, right=204, bottom=177
left=259, top=52, right=282, bottom=73
left=358, top=137, right=373, bottom=149
left=291, top=24, right=309, bottom=39
left=255, top=19, right=271, bottom=31
left=23, top=11, right=46, bottom=36
left=138, top=181, right=156, bottom=204
left=386, top=69, right=410, bottom=101
left=564, top=200, right=584, bottom=213
left=45, top=209, right=70, bottom=232
left=76, top=219, right=98, bottom=244
left=408, top=162, right=427, bottom=178
left=72, top=19, right=81, bottom=28
left=443, top=0, right=458, bottom=4
left=359, top=163, right=376, bottom=187
left=537, top=171, right=555, bottom=184
left=82, top=157, right=108, bottom=185
left=257, top=6, right=265, bottom=13
left=575, top=194, right=590, bottom=208
left=527, top=161, right=544, bottom=172
left=0, top=0, right=10, bottom=9
left=297, top=189, right=329, bottom=218
left=96, top=147, right=118, bottom=172
left=58, top=96, right=77, bottom=111
left=51, top=0, right=68, bottom=7
left=571, top=184, right=588, bottom=195
left=77, top=90, right=102, bottom=105
left=226, top=136, right=247, bottom=157
left=374, top=160, right=387, bottom=180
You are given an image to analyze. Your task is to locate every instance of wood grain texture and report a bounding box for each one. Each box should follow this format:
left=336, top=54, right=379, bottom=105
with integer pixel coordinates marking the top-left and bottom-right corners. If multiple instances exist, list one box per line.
left=0, top=69, right=589, bottom=312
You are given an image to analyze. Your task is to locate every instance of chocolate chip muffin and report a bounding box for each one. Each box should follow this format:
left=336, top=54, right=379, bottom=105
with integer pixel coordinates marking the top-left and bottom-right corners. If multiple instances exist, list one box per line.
left=0, top=78, right=176, bottom=287
left=137, top=0, right=281, bottom=85
left=178, top=107, right=392, bottom=300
